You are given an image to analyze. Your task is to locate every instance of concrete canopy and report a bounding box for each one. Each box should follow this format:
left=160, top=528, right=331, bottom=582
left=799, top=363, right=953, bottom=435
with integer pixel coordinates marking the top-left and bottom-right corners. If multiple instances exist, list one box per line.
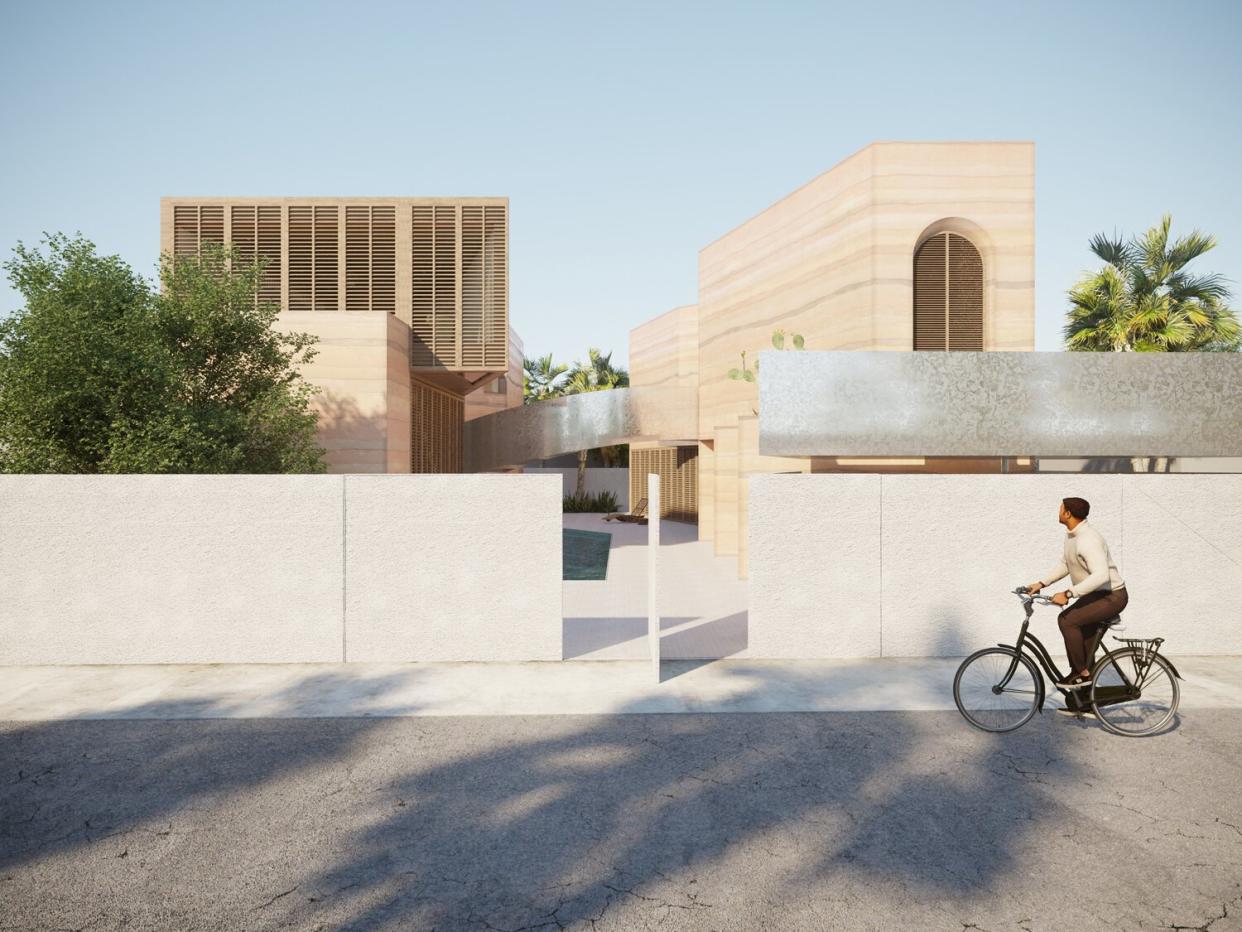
left=758, top=351, right=1242, bottom=458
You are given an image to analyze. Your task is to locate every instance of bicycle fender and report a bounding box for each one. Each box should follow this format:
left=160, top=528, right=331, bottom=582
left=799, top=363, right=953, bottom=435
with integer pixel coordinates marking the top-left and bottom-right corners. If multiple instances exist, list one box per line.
left=1161, top=655, right=1184, bottom=680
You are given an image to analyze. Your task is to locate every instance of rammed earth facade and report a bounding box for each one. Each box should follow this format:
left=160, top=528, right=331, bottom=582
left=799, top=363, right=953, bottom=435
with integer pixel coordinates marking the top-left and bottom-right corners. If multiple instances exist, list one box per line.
left=628, top=141, right=1037, bottom=574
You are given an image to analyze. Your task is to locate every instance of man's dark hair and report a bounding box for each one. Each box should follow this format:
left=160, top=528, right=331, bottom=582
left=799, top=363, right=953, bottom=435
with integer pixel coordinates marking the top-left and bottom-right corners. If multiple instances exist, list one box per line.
left=1063, top=497, right=1090, bottom=520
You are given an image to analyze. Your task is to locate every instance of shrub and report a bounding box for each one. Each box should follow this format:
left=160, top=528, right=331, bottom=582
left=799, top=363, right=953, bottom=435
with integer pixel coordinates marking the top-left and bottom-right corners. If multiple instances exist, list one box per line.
left=562, top=490, right=619, bottom=513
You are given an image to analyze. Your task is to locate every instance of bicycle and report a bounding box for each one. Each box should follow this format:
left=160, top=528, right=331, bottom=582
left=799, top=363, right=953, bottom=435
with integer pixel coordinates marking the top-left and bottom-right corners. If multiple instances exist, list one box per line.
left=953, top=587, right=1182, bottom=737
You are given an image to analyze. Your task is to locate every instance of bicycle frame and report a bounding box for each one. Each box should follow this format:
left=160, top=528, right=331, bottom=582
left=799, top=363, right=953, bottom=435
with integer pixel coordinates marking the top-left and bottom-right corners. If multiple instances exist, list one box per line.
left=992, top=612, right=1054, bottom=713
left=992, top=591, right=1183, bottom=715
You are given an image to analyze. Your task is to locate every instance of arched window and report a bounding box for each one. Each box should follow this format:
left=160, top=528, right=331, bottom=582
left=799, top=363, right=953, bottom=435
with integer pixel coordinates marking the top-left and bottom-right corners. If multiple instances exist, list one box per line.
left=913, top=232, right=983, bottom=350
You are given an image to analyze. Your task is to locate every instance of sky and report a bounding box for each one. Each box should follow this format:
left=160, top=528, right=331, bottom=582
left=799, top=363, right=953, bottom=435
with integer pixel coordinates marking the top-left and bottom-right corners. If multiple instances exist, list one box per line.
left=1, top=0, right=1240, bottom=369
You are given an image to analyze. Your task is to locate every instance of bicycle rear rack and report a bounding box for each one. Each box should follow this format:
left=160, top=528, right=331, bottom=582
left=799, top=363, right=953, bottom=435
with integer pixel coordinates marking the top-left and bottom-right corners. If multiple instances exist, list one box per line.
left=1113, top=635, right=1165, bottom=669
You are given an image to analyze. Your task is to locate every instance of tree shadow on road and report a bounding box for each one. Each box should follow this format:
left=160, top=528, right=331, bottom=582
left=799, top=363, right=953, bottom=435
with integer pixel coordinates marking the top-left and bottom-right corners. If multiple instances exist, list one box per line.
left=0, top=670, right=412, bottom=873
left=4, top=616, right=1189, bottom=930
left=265, top=618, right=1093, bottom=928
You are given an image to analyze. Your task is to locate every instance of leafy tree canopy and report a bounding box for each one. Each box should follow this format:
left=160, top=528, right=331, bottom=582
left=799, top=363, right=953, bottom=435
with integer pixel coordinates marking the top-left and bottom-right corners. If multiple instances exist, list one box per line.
left=1065, top=214, right=1240, bottom=352
left=0, top=235, right=325, bottom=473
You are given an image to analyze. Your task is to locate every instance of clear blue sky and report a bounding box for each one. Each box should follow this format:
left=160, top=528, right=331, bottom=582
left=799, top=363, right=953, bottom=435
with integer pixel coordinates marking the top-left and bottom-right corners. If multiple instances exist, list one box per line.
left=2, top=0, right=1240, bottom=368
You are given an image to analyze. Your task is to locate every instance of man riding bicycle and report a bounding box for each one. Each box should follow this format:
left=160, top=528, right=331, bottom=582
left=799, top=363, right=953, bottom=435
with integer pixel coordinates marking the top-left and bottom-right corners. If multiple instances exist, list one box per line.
left=1025, top=497, right=1128, bottom=692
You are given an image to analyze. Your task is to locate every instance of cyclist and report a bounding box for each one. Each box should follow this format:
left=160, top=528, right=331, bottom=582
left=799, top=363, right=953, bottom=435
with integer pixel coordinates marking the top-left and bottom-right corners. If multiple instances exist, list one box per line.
left=1025, top=496, right=1128, bottom=693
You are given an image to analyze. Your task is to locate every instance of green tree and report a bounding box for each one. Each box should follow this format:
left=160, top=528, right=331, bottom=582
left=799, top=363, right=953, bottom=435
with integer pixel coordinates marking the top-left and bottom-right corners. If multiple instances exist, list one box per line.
left=522, top=352, right=569, bottom=403
left=1064, top=214, right=1239, bottom=352
left=564, top=348, right=628, bottom=497
left=0, top=235, right=325, bottom=473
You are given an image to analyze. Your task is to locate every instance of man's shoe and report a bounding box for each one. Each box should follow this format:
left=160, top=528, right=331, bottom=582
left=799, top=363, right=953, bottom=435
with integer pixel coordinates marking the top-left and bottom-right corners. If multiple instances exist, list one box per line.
left=1055, top=706, right=1096, bottom=720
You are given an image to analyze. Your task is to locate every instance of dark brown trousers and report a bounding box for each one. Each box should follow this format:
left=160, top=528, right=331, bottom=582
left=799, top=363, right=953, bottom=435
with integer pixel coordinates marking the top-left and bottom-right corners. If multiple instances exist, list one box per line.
left=1057, top=587, right=1129, bottom=674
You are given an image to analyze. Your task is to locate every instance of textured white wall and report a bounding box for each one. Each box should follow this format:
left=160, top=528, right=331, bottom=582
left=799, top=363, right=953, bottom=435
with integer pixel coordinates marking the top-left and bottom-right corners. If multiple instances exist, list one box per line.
left=344, top=475, right=561, bottom=662
left=1123, top=475, right=1242, bottom=654
left=879, top=475, right=1123, bottom=657
left=0, top=474, right=562, bottom=665
left=524, top=467, right=629, bottom=508
left=748, top=474, right=1242, bottom=658
left=749, top=475, right=882, bottom=658
left=0, top=475, right=345, bottom=664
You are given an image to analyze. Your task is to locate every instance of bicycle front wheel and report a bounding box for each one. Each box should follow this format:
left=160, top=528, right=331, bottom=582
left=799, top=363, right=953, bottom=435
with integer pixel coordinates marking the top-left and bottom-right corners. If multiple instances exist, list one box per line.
left=954, top=647, right=1042, bottom=733
left=1090, top=648, right=1180, bottom=737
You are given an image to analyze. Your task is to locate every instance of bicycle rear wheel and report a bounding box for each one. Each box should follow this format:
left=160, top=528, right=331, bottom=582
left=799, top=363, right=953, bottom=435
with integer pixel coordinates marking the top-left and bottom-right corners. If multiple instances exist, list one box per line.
left=1090, top=647, right=1180, bottom=737
left=954, top=647, right=1042, bottom=733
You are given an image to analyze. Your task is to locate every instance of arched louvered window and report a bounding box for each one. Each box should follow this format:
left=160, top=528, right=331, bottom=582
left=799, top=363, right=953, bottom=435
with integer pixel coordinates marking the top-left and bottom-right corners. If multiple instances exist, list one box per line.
left=913, top=232, right=983, bottom=351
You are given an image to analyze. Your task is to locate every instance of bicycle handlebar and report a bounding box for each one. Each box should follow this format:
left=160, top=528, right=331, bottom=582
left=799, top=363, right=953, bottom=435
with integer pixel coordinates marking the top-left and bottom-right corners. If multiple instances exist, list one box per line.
left=1012, top=585, right=1055, bottom=605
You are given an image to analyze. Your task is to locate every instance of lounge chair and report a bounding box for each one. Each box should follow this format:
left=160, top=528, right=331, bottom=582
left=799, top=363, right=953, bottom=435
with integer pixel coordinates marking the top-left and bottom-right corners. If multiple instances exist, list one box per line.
left=603, top=497, right=648, bottom=524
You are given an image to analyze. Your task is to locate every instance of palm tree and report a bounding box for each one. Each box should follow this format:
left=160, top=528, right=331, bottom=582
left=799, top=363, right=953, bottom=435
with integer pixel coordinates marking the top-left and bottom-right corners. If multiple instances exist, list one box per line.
left=1064, top=214, right=1239, bottom=353
left=564, top=348, right=629, bottom=497
left=1066, top=215, right=1239, bottom=473
left=522, top=353, right=569, bottom=404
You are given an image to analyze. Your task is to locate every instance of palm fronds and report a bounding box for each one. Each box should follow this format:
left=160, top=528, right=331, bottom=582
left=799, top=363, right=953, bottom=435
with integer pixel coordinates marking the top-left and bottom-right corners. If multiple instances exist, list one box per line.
left=523, top=353, right=569, bottom=403
left=1064, top=215, right=1239, bottom=353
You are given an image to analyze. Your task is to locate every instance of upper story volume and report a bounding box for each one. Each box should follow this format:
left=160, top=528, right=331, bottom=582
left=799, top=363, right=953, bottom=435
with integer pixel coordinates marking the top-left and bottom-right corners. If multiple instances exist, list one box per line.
left=159, top=197, right=510, bottom=382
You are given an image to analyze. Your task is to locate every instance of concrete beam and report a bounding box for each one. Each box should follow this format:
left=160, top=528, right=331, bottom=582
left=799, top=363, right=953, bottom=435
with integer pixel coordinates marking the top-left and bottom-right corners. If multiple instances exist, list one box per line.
left=759, top=351, right=1242, bottom=458
left=464, top=387, right=699, bottom=472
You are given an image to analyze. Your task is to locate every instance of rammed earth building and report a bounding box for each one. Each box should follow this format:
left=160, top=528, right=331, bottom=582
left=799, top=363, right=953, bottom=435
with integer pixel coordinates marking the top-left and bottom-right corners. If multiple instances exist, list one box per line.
left=160, top=197, right=520, bottom=473
left=627, top=141, right=1037, bottom=574
left=162, top=142, right=1037, bottom=560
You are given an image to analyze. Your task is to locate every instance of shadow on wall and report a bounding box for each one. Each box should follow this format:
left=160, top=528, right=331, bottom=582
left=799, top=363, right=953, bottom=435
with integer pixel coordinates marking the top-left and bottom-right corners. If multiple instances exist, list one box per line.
left=921, top=603, right=979, bottom=658
left=0, top=618, right=1100, bottom=928
left=312, top=391, right=389, bottom=472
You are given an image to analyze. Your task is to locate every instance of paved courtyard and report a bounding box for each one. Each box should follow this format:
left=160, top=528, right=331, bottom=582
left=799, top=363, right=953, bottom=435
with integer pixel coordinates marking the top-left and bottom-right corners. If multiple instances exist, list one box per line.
left=3, top=707, right=1242, bottom=931
left=561, top=514, right=749, bottom=661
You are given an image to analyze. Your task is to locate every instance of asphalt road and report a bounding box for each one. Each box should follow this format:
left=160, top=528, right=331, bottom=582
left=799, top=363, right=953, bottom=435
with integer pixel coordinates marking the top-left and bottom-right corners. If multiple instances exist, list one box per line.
left=3, top=711, right=1241, bottom=931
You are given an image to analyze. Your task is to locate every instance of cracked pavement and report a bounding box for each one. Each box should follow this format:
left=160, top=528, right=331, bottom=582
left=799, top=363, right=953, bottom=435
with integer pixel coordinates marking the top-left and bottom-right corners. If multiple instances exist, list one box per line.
left=2, top=711, right=1242, bottom=931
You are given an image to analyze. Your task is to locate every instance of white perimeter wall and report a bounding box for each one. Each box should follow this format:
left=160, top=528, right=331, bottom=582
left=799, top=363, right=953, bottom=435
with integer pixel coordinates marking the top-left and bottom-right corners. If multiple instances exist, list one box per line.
left=525, top=467, right=629, bottom=508
left=0, top=475, right=561, bottom=665
left=749, top=474, right=1242, bottom=658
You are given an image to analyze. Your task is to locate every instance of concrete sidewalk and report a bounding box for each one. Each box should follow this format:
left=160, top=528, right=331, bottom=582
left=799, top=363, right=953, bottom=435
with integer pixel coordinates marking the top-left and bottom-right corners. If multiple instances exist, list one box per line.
left=2, top=656, right=1241, bottom=719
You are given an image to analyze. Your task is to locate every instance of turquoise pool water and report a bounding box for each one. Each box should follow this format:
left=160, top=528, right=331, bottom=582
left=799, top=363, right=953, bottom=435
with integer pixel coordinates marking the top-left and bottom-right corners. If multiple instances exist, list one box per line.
left=562, top=528, right=612, bottom=580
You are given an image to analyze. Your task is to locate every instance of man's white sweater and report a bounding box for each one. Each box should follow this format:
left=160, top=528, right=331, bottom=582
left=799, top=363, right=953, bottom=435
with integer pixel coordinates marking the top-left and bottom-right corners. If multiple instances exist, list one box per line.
left=1042, top=520, right=1126, bottom=598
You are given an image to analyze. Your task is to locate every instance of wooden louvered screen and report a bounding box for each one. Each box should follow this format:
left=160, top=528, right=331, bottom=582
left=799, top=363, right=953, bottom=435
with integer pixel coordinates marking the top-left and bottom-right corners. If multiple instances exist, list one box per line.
left=630, top=446, right=698, bottom=522
left=411, top=207, right=435, bottom=364
left=288, top=206, right=339, bottom=311
left=947, top=234, right=983, bottom=350
left=483, top=205, right=507, bottom=369
left=410, top=205, right=461, bottom=365
left=410, top=203, right=508, bottom=369
left=345, top=206, right=397, bottom=312
left=410, top=378, right=463, bottom=473
left=288, top=207, right=313, bottom=310
left=460, top=206, right=484, bottom=368
left=171, top=206, right=224, bottom=256
left=173, top=206, right=198, bottom=255
left=163, top=199, right=507, bottom=371
left=199, top=207, right=223, bottom=249
left=913, top=232, right=983, bottom=351
left=433, top=207, right=457, bottom=362
left=230, top=206, right=282, bottom=304
left=314, top=207, right=338, bottom=311
left=913, top=234, right=947, bottom=351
